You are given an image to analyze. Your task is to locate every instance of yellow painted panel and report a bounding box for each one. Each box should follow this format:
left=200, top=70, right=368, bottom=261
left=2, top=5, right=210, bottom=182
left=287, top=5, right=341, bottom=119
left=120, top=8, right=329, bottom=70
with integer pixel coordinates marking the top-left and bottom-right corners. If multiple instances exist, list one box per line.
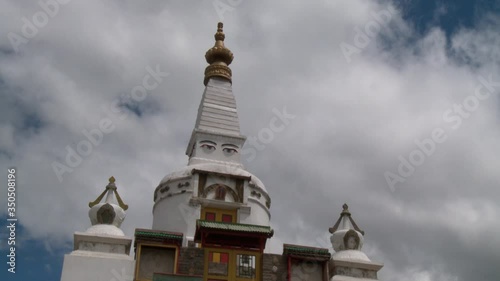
left=212, top=252, right=220, bottom=263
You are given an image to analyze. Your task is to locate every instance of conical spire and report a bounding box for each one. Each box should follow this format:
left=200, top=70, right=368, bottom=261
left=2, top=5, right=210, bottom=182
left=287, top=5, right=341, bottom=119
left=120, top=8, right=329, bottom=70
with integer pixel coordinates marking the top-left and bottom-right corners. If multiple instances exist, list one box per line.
left=186, top=22, right=246, bottom=162
left=204, top=22, right=234, bottom=85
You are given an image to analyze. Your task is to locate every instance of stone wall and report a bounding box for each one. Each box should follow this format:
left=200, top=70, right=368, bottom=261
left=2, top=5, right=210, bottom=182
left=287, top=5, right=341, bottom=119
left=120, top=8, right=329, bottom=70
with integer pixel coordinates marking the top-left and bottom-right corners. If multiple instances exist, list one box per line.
left=177, top=247, right=205, bottom=276
left=263, top=253, right=288, bottom=281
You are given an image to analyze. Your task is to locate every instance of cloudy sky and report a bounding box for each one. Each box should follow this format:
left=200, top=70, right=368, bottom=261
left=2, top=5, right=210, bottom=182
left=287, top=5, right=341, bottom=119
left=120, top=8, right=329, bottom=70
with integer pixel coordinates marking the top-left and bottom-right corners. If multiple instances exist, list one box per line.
left=1, top=0, right=500, bottom=280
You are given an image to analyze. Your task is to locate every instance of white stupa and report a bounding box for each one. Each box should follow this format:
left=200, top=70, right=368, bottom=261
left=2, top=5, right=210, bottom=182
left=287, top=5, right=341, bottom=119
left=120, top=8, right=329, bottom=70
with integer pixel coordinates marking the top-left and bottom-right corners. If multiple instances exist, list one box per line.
left=328, top=204, right=384, bottom=280
left=60, top=177, right=134, bottom=281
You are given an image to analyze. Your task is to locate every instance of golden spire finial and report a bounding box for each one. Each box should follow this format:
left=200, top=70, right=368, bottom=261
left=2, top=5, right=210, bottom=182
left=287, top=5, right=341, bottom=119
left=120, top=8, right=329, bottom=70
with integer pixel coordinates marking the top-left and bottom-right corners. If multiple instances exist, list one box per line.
left=109, top=176, right=115, bottom=183
left=215, top=22, right=224, bottom=41
left=204, top=22, right=234, bottom=85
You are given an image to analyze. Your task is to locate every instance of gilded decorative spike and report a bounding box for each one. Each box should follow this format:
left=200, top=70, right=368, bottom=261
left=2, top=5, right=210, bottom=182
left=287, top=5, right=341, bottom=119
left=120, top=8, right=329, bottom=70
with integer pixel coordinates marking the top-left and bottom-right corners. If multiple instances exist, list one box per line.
left=88, top=189, right=107, bottom=208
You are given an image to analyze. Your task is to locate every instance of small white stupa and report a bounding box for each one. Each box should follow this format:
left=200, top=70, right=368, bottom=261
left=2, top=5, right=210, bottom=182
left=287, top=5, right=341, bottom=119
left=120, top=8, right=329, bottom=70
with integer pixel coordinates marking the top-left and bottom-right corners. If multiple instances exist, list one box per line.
left=60, top=177, right=134, bottom=281
left=328, top=204, right=384, bottom=280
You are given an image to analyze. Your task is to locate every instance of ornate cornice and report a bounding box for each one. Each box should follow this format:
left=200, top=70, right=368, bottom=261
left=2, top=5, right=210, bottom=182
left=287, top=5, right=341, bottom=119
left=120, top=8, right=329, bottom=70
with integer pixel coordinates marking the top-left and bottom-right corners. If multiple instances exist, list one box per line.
left=204, top=64, right=232, bottom=85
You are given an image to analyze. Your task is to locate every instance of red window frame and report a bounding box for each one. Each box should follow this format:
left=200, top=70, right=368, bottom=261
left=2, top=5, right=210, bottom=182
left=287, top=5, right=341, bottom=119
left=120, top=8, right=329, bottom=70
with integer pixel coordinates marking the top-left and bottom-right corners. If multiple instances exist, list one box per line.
left=221, top=214, right=233, bottom=223
left=205, top=212, right=216, bottom=221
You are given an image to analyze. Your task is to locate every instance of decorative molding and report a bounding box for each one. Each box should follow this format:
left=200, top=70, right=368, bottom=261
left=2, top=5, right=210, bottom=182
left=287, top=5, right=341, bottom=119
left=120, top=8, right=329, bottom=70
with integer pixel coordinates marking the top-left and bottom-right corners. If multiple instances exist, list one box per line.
left=248, top=197, right=271, bottom=218
left=189, top=200, right=201, bottom=208
left=202, top=184, right=239, bottom=203
left=190, top=197, right=246, bottom=211
left=192, top=168, right=250, bottom=180
left=330, top=258, right=384, bottom=271
left=251, top=190, right=262, bottom=199
left=73, top=231, right=132, bottom=254
left=154, top=185, right=169, bottom=201
left=152, top=191, right=194, bottom=213
left=332, top=266, right=377, bottom=279
left=204, top=65, right=232, bottom=85
left=248, top=181, right=271, bottom=202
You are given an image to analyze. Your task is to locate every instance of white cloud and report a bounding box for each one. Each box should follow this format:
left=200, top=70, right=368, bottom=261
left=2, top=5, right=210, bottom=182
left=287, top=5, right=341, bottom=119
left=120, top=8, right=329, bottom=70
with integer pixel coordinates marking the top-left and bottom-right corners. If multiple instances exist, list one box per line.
left=0, top=0, right=499, bottom=280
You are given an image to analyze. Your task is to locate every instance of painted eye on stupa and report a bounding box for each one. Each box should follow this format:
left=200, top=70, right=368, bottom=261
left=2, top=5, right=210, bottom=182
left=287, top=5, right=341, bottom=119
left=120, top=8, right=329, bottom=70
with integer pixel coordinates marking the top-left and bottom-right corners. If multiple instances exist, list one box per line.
left=200, top=141, right=216, bottom=152
left=223, top=147, right=238, bottom=155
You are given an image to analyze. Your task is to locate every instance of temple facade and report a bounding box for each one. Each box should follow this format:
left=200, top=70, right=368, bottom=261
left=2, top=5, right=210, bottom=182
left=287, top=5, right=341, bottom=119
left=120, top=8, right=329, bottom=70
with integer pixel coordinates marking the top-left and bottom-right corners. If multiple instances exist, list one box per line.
left=60, top=23, right=383, bottom=281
